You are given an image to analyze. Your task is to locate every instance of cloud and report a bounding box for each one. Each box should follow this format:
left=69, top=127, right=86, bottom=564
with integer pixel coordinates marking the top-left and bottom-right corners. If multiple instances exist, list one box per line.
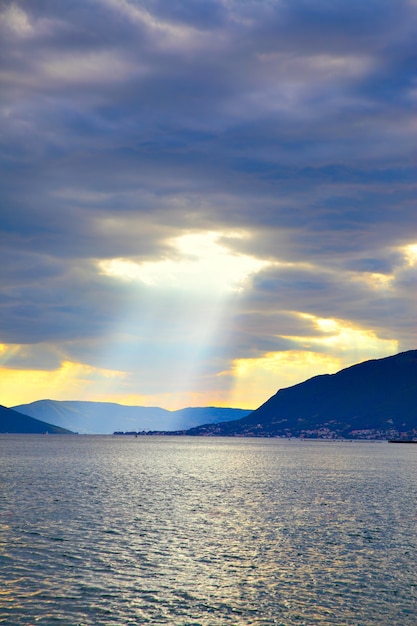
left=226, top=315, right=399, bottom=408
left=0, top=3, right=32, bottom=36
left=98, top=231, right=271, bottom=293
left=0, top=0, right=416, bottom=409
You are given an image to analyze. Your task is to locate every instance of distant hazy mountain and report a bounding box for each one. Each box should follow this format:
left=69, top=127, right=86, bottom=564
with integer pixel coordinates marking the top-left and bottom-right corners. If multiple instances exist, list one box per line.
left=183, top=350, right=417, bottom=440
left=0, top=404, right=73, bottom=434
left=11, top=400, right=251, bottom=434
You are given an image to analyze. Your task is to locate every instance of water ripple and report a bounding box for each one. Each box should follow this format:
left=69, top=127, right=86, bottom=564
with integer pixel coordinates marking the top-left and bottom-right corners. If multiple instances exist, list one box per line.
left=1, top=435, right=416, bottom=625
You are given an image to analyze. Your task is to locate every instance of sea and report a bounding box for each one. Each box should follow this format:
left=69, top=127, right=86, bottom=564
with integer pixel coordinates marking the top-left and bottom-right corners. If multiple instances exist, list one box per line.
left=0, top=435, right=416, bottom=625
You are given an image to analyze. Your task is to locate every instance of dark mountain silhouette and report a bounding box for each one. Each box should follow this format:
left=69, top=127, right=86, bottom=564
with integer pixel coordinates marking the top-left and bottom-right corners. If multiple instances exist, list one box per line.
left=12, top=400, right=251, bottom=434
left=0, top=404, right=73, bottom=434
left=183, top=350, right=417, bottom=439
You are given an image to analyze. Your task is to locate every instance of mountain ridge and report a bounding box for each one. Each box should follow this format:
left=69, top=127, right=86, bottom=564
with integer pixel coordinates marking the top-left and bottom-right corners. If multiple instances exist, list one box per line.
left=179, top=350, right=417, bottom=439
left=8, top=350, right=417, bottom=438
left=11, top=400, right=251, bottom=434
left=0, top=404, right=73, bottom=434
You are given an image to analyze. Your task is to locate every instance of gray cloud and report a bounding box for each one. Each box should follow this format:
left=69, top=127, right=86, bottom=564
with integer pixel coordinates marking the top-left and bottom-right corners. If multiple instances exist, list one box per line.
left=1, top=0, right=416, bottom=404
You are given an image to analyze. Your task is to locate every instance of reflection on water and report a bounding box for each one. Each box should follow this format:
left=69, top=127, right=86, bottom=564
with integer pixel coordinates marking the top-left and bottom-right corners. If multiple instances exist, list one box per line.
left=1, top=435, right=416, bottom=624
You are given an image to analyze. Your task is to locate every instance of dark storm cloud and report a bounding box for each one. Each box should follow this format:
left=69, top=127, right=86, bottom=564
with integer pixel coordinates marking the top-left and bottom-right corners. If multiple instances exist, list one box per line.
left=0, top=0, right=416, bottom=381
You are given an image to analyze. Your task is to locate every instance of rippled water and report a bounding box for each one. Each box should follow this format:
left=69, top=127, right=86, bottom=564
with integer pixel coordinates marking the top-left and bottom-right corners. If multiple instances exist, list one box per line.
left=1, top=435, right=416, bottom=625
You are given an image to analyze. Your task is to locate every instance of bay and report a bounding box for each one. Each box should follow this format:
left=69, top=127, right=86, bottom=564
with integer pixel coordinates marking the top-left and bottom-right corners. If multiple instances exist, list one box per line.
left=1, top=435, right=416, bottom=625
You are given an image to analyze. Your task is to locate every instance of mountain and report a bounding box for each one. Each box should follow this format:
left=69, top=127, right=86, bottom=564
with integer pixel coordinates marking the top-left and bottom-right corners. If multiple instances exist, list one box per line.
left=11, top=400, right=251, bottom=434
left=0, top=404, right=73, bottom=434
left=183, top=350, right=417, bottom=440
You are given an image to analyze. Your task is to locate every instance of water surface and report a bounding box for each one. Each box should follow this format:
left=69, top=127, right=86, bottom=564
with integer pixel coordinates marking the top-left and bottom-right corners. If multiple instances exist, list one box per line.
left=1, top=435, right=416, bottom=624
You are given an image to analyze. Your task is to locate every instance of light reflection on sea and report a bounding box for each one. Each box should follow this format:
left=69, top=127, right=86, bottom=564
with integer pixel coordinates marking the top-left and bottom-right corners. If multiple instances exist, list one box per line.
left=0, top=435, right=416, bottom=625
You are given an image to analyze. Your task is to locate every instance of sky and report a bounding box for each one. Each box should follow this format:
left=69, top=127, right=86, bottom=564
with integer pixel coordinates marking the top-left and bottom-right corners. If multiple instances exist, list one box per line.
left=0, top=0, right=416, bottom=412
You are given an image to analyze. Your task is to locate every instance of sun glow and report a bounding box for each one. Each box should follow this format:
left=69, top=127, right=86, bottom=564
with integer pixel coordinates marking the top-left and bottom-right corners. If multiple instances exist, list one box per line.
left=227, top=350, right=342, bottom=409
left=94, top=230, right=273, bottom=408
left=0, top=361, right=126, bottom=407
left=98, top=231, right=271, bottom=294
left=357, top=272, right=394, bottom=289
left=403, top=243, right=417, bottom=266
left=226, top=313, right=399, bottom=408
left=288, top=313, right=398, bottom=354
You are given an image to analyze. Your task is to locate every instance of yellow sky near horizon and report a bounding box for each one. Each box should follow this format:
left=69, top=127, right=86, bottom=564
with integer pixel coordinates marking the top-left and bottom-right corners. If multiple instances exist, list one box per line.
left=0, top=234, right=412, bottom=411
left=1, top=316, right=398, bottom=410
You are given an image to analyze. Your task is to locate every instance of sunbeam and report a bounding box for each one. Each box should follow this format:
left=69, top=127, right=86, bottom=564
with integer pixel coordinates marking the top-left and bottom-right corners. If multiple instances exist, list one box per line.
left=95, top=230, right=272, bottom=408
